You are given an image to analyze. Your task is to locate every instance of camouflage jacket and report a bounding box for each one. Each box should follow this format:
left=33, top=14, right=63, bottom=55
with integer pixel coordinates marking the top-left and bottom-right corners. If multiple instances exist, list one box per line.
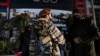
left=34, top=18, right=65, bottom=55
left=34, top=18, right=65, bottom=46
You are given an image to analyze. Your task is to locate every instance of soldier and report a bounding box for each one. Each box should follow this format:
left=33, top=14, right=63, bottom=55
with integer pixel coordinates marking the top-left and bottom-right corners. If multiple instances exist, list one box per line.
left=34, top=8, right=65, bottom=56
left=67, top=9, right=100, bottom=56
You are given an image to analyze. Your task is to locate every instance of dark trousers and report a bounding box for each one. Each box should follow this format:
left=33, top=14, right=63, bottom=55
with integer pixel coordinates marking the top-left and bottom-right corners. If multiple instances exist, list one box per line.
left=22, top=44, right=29, bottom=56
left=69, top=41, right=96, bottom=56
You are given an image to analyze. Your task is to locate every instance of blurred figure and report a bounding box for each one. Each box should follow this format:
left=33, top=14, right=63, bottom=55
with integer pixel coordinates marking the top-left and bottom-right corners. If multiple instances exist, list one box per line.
left=10, top=28, right=18, bottom=42
left=67, top=9, right=100, bottom=56
left=34, top=8, right=65, bottom=56
left=2, top=28, right=10, bottom=41
left=18, top=25, right=32, bottom=56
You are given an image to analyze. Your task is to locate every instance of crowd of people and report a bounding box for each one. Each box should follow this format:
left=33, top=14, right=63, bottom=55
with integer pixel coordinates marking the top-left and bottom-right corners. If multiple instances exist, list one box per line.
left=18, top=8, right=100, bottom=56
left=0, top=8, right=100, bottom=56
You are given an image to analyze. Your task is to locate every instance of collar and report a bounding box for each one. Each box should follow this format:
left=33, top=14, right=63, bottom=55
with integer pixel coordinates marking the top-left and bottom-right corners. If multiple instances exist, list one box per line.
left=38, top=18, right=49, bottom=22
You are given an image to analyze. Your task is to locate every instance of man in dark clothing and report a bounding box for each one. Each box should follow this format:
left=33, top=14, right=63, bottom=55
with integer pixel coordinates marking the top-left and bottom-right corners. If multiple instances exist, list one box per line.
left=19, top=25, right=32, bottom=56
left=67, top=9, right=100, bottom=56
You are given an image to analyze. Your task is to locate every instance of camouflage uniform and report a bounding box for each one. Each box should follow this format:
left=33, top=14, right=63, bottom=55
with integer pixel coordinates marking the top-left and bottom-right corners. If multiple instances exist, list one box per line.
left=34, top=18, right=65, bottom=56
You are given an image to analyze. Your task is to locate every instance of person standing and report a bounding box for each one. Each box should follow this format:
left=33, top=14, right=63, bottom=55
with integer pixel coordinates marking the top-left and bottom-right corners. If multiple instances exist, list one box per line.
left=67, top=9, right=100, bottom=56
left=19, top=25, right=32, bottom=56
left=34, top=8, right=65, bottom=56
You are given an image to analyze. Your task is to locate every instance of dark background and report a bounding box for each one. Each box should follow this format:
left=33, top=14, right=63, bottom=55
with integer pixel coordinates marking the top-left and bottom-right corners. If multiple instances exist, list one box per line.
left=10, top=0, right=74, bottom=11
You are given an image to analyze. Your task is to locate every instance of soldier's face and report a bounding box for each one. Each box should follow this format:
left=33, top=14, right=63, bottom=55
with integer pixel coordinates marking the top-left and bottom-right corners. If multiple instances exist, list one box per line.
left=46, top=13, right=52, bottom=20
left=49, top=13, right=52, bottom=19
